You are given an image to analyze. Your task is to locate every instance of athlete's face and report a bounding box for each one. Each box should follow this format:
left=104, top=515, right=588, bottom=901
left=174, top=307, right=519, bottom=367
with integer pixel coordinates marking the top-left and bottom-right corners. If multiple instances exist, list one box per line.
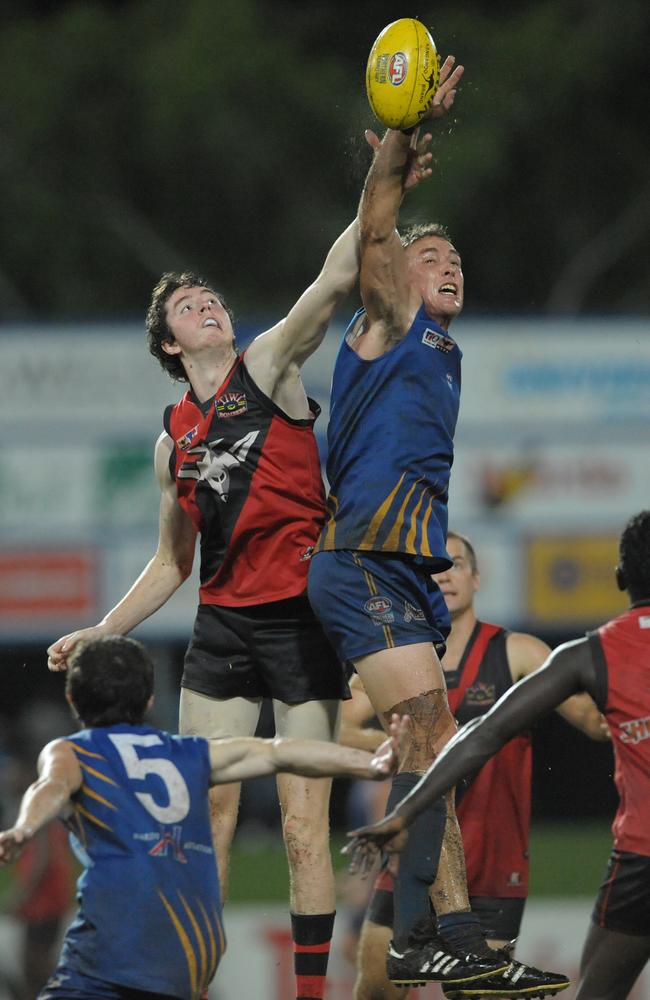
left=163, top=285, right=235, bottom=356
left=433, top=536, right=479, bottom=619
left=405, top=236, right=464, bottom=329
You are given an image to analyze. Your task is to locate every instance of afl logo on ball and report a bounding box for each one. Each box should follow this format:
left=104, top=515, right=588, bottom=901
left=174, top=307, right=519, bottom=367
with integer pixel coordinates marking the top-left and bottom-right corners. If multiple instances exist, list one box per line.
left=389, top=52, right=408, bottom=85
left=364, top=596, right=395, bottom=625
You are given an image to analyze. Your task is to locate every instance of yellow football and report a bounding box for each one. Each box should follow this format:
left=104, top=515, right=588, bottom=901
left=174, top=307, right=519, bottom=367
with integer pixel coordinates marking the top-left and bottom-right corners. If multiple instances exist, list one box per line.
left=366, top=18, right=440, bottom=130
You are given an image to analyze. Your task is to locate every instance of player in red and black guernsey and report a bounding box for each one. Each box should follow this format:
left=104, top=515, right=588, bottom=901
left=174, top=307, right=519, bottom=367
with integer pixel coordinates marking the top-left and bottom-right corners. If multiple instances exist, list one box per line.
left=46, top=135, right=437, bottom=1000
left=3, top=636, right=408, bottom=1000
left=342, top=531, right=604, bottom=1000
left=348, top=510, right=650, bottom=1000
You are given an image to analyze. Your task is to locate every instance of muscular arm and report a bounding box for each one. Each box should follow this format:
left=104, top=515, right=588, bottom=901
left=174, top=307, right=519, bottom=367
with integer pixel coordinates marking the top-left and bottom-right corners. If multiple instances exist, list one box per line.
left=508, top=632, right=609, bottom=741
left=47, top=432, right=197, bottom=670
left=244, top=219, right=360, bottom=414
left=209, top=715, right=407, bottom=784
left=0, top=741, right=82, bottom=865
left=358, top=57, right=464, bottom=354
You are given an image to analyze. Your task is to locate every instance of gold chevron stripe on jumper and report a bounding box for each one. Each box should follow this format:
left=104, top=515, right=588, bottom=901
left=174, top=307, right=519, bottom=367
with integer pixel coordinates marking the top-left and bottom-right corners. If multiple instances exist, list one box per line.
left=68, top=742, right=107, bottom=761
left=78, top=760, right=119, bottom=786
left=179, top=891, right=208, bottom=990
left=359, top=474, right=406, bottom=550
left=81, top=783, right=118, bottom=811
left=74, top=802, right=113, bottom=832
left=320, top=494, right=339, bottom=550
left=158, top=890, right=198, bottom=997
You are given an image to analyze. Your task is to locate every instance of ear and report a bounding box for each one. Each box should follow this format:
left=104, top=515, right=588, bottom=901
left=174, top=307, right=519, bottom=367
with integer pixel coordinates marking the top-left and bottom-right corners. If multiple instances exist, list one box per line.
left=615, top=565, right=626, bottom=592
left=473, top=570, right=481, bottom=594
left=161, top=339, right=181, bottom=357
left=146, top=694, right=155, bottom=714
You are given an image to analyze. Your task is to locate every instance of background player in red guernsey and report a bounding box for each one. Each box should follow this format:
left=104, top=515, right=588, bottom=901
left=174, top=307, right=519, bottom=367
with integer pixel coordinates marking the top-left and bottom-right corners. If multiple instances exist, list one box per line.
left=344, top=531, right=606, bottom=1000
left=46, top=136, right=436, bottom=1000
left=347, top=510, right=650, bottom=1000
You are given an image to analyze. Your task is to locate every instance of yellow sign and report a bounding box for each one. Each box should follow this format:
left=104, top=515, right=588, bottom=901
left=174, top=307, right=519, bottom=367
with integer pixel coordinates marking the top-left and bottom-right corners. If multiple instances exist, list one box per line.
left=527, top=536, right=628, bottom=625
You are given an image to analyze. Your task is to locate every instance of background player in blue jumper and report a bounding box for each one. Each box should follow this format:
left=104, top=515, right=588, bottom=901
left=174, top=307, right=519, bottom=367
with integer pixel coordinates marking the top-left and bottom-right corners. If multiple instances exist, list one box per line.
left=1, top=635, right=407, bottom=1000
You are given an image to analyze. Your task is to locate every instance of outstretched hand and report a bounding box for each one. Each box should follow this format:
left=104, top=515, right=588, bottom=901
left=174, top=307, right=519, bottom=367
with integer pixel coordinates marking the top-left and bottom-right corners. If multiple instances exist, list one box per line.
left=0, top=827, right=30, bottom=866
left=342, top=811, right=409, bottom=876
left=47, top=624, right=109, bottom=672
left=364, top=129, right=434, bottom=190
left=369, top=713, right=410, bottom=778
left=424, top=55, right=465, bottom=120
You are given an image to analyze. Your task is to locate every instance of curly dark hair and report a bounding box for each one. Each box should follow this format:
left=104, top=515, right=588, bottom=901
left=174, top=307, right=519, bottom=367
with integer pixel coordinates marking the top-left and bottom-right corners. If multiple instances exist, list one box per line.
left=145, top=271, right=235, bottom=383
left=66, top=636, right=154, bottom=727
left=619, top=510, right=650, bottom=600
left=400, top=222, right=455, bottom=249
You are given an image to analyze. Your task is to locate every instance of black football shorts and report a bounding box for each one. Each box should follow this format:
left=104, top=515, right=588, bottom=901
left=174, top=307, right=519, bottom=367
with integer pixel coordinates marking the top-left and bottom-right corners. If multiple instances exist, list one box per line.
left=182, top=594, right=350, bottom=703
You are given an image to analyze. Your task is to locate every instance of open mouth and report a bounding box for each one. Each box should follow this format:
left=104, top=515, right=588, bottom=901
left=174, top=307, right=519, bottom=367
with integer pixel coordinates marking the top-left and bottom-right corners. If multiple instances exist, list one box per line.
left=202, top=318, right=220, bottom=328
left=439, top=283, right=458, bottom=296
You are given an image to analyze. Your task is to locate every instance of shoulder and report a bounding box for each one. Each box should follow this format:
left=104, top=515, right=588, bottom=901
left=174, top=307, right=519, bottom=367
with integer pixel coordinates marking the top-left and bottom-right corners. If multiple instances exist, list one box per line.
left=37, top=738, right=83, bottom=788
left=154, top=431, right=174, bottom=486
left=506, top=631, right=552, bottom=681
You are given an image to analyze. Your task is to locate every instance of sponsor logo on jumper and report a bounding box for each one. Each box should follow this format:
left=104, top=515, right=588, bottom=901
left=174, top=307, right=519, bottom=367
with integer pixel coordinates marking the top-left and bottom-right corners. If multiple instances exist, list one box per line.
left=508, top=871, right=522, bottom=886
left=422, top=328, right=455, bottom=353
left=639, top=615, right=650, bottom=629
left=389, top=52, right=408, bottom=86
left=178, top=430, right=259, bottom=502
left=364, top=596, right=394, bottom=625
left=148, top=825, right=187, bottom=863
left=446, top=373, right=454, bottom=389
left=464, top=682, right=496, bottom=707
left=176, top=425, right=199, bottom=451
left=619, top=715, right=650, bottom=745
left=404, top=600, right=426, bottom=623
left=216, top=392, right=248, bottom=418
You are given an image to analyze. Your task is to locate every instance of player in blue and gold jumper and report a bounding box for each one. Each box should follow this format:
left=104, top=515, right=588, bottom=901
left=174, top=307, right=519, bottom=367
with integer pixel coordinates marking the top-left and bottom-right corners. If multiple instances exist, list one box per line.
left=309, top=57, right=512, bottom=989
left=0, top=636, right=407, bottom=1000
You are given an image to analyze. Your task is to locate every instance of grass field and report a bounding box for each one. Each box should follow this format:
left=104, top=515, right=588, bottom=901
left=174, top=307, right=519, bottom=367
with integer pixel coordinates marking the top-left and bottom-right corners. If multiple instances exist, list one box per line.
left=0, top=820, right=612, bottom=904
left=226, top=821, right=612, bottom=902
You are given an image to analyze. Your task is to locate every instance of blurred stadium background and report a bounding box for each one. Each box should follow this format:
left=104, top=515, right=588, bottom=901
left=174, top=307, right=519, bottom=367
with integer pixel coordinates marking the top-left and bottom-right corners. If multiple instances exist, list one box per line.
left=0, top=0, right=648, bottom=997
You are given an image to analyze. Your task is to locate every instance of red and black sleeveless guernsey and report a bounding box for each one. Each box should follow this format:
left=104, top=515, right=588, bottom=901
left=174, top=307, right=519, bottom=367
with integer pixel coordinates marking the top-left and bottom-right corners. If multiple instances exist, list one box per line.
left=445, top=622, right=531, bottom=898
left=164, top=354, right=326, bottom=607
left=588, top=604, right=650, bottom=857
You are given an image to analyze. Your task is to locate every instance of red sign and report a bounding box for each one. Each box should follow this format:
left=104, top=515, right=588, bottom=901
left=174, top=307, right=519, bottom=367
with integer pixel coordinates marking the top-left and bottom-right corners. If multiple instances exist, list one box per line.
left=0, top=550, right=97, bottom=617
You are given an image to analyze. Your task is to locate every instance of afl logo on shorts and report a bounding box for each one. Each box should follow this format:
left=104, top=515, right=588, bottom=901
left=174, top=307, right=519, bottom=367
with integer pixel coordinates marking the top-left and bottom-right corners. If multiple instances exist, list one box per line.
left=216, top=392, right=248, bottom=419
left=389, top=53, right=408, bottom=85
left=364, top=596, right=395, bottom=625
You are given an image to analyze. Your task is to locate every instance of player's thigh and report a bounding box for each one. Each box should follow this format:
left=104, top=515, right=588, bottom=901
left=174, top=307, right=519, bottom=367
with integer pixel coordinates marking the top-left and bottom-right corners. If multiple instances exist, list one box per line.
left=356, top=920, right=405, bottom=1000
left=273, top=698, right=339, bottom=824
left=577, top=922, right=650, bottom=1000
left=179, top=688, right=262, bottom=738
left=354, top=641, right=448, bottom=715
left=273, top=697, right=341, bottom=741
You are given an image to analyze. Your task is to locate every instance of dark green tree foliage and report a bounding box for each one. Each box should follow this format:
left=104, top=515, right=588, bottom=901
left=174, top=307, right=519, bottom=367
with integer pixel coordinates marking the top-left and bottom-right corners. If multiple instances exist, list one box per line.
left=0, top=0, right=648, bottom=320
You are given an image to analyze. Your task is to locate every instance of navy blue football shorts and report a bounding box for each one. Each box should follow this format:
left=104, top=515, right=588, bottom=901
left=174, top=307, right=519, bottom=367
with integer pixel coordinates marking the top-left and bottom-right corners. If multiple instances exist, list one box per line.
left=592, top=848, right=650, bottom=935
left=39, top=965, right=181, bottom=999
left=308, top=549, right=451, bottom=664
